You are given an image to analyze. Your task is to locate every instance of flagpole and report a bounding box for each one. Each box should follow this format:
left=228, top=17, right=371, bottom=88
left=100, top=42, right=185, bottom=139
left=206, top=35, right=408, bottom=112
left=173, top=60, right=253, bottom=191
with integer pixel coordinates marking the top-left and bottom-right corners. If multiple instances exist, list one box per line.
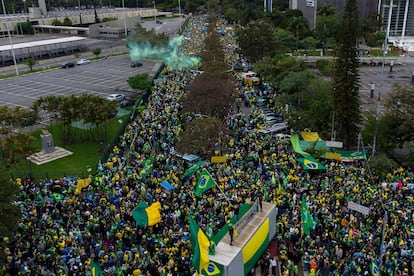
left=214, top=180, right=232, bottom=206
left=380, top=210, right=388, bottom=269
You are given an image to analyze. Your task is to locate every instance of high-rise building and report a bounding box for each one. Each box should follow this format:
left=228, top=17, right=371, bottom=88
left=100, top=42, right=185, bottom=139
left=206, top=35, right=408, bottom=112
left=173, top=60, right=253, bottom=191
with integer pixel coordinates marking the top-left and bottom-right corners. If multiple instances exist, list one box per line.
left=380, top=0, right=414, bottom=39
left=289, top=0, right=378, bottom=29
left=289, top=0, right=414, bottom=50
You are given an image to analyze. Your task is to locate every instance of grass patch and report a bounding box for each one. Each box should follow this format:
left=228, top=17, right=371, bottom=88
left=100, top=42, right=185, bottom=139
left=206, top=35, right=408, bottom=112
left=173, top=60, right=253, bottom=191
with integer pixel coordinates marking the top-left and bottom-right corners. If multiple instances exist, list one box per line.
left=9, top=142, right=102, bottom=180
left=0, top=66, right=60, bottom=80
left=6, top=111, right=133, bottom=180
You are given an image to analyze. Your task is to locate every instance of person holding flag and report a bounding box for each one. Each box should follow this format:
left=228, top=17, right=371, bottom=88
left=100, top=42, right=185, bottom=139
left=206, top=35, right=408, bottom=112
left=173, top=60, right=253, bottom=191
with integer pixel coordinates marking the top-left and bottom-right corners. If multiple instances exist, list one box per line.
left=301, top=194, right=314, bottom=236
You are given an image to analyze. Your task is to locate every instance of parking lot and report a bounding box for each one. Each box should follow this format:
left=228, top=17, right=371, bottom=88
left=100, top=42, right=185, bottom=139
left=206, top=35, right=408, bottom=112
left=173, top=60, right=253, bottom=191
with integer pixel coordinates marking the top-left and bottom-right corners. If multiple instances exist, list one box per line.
left=0, top=55, right=162, bottom=109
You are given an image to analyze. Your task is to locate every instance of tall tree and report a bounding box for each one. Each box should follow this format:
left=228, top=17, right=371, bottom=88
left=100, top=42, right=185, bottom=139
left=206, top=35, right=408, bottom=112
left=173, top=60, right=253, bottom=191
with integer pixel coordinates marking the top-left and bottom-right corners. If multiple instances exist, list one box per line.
left=235, top=19, right=277, bottom=63
left=0, top=170, right=21, bottom=244
left=331, top=0, right=361, bottom=148
left=314, top=5, right=339, bottom=56
left=286, top=16, right=309, bottom=51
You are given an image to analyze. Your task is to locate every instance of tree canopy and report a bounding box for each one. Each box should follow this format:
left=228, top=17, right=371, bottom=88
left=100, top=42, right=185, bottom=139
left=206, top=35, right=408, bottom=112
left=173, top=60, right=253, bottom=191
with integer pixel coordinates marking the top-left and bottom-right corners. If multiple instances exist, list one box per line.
left=0, top=171, right=21, bottom=243
left=33, top=94, right=118, bottom=145
left=331, top=0, right=361, bottom=148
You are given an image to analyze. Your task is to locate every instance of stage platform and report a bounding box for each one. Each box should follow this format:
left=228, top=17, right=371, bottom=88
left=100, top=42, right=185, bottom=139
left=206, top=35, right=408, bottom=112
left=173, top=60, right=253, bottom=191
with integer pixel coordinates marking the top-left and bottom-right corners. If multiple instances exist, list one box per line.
left=209, top=201, right=276, bottom=276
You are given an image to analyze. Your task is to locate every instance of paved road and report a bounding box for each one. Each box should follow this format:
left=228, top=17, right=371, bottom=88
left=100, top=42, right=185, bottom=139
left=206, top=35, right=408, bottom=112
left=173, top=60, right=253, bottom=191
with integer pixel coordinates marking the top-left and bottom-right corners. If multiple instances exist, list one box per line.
left=358, top=60, right=414, bottom=113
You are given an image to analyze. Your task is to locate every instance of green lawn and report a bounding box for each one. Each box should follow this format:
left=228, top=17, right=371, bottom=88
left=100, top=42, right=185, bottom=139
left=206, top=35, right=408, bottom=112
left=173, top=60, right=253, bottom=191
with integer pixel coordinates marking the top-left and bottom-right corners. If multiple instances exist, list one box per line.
left=9, top=142, right=102, bottom=180
left=6, top=110, right=133, bottom=180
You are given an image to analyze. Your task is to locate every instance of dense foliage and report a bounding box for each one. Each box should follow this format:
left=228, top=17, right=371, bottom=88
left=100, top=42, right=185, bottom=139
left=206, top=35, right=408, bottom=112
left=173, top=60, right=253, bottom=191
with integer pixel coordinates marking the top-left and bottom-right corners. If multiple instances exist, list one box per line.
left=331, top=0, right=361, bottom=148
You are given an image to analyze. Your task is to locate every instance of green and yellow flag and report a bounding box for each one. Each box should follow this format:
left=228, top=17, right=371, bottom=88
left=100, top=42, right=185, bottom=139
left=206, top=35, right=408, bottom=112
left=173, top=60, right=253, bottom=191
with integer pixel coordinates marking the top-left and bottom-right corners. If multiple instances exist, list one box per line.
left=297, top=156, right=326, bottom=170
left=189, top=217, right=210, bottom=274
left=203, top=261, right=221, bottom=275
left=301, top=195, right=314, bottom=236
left=183, top=161, right=203, bottom=178
left=370, top=259, right=380, bottom=276
left=90, top=260, right=105, bottom=276
left=139, top=155, right=155, bottom=177
left=132, top=201, right=161, bottom=226
left=195, top=169, right=216, bottom=197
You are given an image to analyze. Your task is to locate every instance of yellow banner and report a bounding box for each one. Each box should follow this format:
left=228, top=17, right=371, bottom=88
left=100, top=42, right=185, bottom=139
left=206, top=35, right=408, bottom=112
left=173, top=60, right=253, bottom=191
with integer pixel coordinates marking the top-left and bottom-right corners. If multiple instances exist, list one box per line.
left=300, top=131, right=322, bottom=141
left=146, top=201, right=161, bottom=226
left=211, top=156, right=227, bottom=163
left=242, top=218, right=269, bottom=264
left=325, top=152, right=342, bottom=160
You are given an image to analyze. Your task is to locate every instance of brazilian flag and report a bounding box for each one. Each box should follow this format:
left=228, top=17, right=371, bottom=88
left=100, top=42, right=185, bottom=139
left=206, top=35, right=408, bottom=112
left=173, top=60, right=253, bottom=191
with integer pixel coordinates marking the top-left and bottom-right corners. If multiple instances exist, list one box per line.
left=183, top=161, right=203, bottom=178
left=297, top=156, right=326, bottom=170
left=195, top=169, right=216, bottom=197
left=189, top=217, right=210, bottom=274
left=370, top=259, right=380, bottom=276
left=90, top=260, right=105, bottom=276
left=139, top=156, right=155, bottom=177
left=203, top=262, right=221, bottom=275
left=301, top=195, right=314, bottom=236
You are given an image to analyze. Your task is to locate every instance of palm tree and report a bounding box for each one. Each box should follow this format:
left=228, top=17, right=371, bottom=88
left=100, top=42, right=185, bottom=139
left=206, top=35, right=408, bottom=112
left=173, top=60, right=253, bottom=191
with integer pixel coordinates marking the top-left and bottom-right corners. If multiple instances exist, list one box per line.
left=288, top=16, right=309, bottom=51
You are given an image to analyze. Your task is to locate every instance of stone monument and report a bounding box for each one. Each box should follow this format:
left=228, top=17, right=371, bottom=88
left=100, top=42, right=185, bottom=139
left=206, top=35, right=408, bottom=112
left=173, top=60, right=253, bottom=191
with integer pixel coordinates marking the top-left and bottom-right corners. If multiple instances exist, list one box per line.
left=27, top=130, right=73, bottom=165
left=40, top=130, right=56, bottom=154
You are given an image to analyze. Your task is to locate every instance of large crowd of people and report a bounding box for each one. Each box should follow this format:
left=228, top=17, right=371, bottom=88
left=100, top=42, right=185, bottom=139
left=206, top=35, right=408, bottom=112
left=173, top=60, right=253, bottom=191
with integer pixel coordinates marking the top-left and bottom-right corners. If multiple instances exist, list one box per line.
left=1, top=13, right=413, bottom=276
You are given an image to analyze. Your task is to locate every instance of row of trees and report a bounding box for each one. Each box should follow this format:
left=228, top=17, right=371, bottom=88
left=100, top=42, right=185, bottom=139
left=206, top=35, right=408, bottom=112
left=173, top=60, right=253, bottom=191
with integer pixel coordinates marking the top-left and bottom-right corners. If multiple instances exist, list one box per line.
left=176, top=17, right=234, bottom=158
left=32, top=94, right=118, bottom=145
left=230, top=0, right=413, bottom=166
left=0, top=106, right=38, bottom=167
left=230, top=3, right=384, bottom=62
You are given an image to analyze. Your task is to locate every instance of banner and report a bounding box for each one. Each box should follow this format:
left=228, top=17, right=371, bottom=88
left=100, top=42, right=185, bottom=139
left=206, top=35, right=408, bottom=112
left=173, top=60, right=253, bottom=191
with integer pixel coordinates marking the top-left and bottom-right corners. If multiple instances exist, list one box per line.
left=336, top=150, right=366, bottom=162
left=211, top=156, right=227, bottom=163
left=242, top=218, right=269, bottom=273
left=348, top=201, right=370, bottom=215
left=290, top=134, right=310, bottom=157
left=300, top=131, right=322, bottom=141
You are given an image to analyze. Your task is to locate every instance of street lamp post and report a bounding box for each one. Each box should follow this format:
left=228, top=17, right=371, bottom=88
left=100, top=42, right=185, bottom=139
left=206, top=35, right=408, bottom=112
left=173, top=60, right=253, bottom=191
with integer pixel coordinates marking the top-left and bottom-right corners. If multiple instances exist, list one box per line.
left=122, top=0, right=127, bottom=37
left=1, top=0, right=19, bottom=76
left=370, top=82, right=375, bottom=99
left=372, top=42, right=387, bottom=157
left=153, top=1, right=157, bottom=22
left=389, top=59, right=394, bottom=72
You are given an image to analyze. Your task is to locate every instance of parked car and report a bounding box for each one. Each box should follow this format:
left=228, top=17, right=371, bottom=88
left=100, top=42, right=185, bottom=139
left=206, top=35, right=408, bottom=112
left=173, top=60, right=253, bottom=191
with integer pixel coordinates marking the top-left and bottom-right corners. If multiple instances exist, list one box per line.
left=106, top=94, right=125, bottom=102
left=76, top=58, right=90, bottom=65
left=259, top=123, right=288, bottom=134
left=131, top=61, right=143, bottom=68
left=232, top=61, right=252, bottom=72
left=61, top=62, right=75, bottom=68
left=120, top=97, right=134, bottom=107
left=275, top=133, right=291, bottom=143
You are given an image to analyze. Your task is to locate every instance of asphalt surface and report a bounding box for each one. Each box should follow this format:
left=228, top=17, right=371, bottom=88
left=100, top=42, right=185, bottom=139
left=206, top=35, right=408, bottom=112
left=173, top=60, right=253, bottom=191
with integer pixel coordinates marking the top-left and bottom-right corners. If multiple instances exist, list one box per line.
left=358, top=58, right=414, bottom=113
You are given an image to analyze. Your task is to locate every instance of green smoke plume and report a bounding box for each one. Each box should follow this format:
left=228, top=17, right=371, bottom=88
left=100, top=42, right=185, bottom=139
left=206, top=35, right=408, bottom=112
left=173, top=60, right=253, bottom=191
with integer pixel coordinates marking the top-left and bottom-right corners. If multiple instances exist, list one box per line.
left=127, top=35, right=201, bottom=70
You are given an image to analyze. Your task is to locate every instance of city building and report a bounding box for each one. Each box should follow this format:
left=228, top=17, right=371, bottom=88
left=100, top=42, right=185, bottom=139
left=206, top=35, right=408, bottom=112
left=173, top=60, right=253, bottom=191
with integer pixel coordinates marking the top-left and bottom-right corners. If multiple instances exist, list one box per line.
left=380, top=0, right=414, bottom=50
left=289, top=0, right=414, bottom=51
left=289, top=0, right=378, bottom=29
